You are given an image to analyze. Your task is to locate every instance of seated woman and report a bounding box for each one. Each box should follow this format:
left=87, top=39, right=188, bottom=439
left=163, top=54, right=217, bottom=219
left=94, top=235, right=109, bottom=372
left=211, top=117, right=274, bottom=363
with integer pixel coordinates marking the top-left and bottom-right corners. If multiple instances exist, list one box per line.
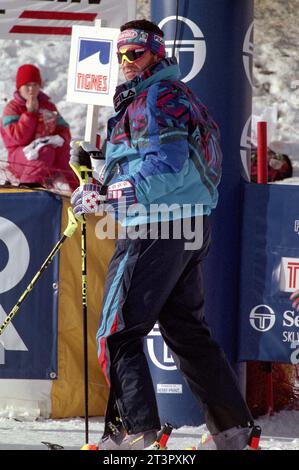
left=0, top=63, right=77, bottom=192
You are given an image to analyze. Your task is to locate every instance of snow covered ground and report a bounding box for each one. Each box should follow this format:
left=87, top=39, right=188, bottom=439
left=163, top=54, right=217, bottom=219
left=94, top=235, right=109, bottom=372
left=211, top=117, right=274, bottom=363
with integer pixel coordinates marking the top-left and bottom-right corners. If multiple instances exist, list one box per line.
left=0, top=409, right=298, bottom=450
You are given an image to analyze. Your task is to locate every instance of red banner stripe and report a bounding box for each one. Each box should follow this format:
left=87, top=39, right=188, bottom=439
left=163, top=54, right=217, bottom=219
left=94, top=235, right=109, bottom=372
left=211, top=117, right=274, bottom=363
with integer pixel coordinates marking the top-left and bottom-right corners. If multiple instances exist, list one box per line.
left=19, top=10, right=97, bottom=21
left=10, top=25, right=72, bottom=35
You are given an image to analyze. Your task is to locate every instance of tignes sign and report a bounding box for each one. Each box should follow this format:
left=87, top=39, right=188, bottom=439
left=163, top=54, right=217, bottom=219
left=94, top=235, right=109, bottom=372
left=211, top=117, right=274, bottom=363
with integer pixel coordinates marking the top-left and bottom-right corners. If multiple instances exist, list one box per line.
left=67, top=23, right=119, bottom=107
left=0, top=0, right=136, bottom=39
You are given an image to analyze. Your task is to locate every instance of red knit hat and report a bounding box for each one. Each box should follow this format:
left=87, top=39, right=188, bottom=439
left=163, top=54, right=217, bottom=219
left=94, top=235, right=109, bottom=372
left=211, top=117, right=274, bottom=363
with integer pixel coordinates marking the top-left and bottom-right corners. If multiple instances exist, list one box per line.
left=16, top=64, right=42, bottom=89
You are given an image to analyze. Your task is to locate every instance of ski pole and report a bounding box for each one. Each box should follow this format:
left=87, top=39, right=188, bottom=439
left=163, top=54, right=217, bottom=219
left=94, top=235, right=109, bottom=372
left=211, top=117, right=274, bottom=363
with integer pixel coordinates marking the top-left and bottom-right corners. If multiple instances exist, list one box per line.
left=69, top=161, right=92, bottom=444
left=0, top=208, right=78, bottom=336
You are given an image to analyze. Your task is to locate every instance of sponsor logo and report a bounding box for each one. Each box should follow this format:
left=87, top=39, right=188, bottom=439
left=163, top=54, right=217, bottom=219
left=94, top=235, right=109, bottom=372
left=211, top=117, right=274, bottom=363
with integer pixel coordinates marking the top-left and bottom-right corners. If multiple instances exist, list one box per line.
left=118, top=29, right=138, bottom=40
left=279, top=257, right=299, bottom=292
left=154, top=34, right=164, bottom=45
left=283, top=311, right=299, bottom=328
left=114, top=87, right=136, bottom=111
left=243, top=21, right=254, bottom=87
left=240, top=115, right=252, bottom=181
left=282, top=312, right=299, bottom=344
left=249, top=304, right=276, bottom=332
left=158, top=15, right=206, bottom=83
left=139, top=31, right=148, bottom=42
left=294, top=220, right=299, bottom=234
left=146, top=324, right=177, bottom=371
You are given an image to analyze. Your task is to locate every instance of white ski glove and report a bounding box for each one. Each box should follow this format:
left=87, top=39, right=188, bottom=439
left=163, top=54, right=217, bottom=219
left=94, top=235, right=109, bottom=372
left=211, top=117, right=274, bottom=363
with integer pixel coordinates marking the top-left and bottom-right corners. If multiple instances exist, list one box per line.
left=71, top=183, right=106, bottom=216
left=70, top=140, right=106, bottom=184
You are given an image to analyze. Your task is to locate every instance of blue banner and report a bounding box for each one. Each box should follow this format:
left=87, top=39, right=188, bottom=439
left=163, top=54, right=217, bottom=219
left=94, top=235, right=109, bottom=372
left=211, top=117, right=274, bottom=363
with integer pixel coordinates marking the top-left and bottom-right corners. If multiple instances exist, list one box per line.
left=238, top=183, right=299, bottom=364
left=145, top=324, right=203, bottom=427
left=152, top=0, right=253, bottom=363
left=151, top=0, right=253, bottom=426
left=0, top=191, right=62, bottom=379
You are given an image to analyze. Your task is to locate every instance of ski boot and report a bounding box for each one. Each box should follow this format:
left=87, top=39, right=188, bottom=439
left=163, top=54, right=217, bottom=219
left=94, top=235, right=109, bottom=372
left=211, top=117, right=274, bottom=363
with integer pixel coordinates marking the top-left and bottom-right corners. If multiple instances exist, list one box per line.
left=196, top=424, right=262, bottom=450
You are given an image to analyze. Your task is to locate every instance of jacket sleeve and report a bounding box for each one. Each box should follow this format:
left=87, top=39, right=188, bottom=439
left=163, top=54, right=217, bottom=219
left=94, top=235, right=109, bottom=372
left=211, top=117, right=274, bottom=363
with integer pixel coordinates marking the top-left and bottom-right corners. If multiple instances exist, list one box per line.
left=51, top=103, right=71, bottom=144
left=2, top=101, right=38, bottom=146
left=114, top=82, right=191, bottom=205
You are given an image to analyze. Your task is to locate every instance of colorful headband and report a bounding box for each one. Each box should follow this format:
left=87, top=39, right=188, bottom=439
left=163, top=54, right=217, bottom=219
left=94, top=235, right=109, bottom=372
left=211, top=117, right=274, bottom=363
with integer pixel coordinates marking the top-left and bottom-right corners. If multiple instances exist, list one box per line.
left=117, top=29, right=165, bottom=57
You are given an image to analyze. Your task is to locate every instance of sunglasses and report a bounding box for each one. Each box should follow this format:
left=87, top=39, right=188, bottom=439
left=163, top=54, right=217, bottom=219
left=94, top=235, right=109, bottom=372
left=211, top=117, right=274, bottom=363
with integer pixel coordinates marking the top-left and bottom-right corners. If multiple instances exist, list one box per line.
left=117, top=48, right=148, bottom=65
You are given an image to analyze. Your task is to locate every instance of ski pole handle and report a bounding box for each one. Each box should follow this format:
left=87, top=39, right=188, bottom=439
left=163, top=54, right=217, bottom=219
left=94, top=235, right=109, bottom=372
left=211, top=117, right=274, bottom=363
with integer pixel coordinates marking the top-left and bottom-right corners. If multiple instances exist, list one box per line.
left=69, top=162, right=92, bottom=186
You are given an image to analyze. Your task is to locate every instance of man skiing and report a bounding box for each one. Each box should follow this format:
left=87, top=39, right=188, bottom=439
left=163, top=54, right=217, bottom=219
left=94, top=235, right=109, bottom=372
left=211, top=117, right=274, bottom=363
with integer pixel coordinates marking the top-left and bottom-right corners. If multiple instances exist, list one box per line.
left=70, top=19, right=259, bottom=450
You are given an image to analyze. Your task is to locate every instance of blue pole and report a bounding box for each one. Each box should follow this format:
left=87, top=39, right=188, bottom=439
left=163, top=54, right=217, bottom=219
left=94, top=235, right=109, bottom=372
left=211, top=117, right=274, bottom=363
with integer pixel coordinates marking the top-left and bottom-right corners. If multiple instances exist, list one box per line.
left=151, top=0, right=253, bottom=363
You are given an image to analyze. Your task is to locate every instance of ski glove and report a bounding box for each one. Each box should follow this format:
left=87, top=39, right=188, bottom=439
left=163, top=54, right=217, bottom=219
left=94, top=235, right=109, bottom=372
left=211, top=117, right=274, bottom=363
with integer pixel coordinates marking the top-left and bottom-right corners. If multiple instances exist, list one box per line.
left=70, top=180, right=136, bottom=217
left=290, top=290, right=299, bottom=311
left=105, top=180, right=137, bottom=216
left=70, top=140, right=106, bottom=183
left=71, top=183, right=105, bottom=216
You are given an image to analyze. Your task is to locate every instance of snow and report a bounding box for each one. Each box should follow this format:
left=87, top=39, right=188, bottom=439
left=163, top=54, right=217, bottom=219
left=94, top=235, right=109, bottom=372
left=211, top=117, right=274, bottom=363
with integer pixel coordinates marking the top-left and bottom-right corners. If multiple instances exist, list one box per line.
left=0, top=410, right=298, bottom=450
left=0, top=0, right=298, bottom=451
left=0, top=410, right=299, bottom=450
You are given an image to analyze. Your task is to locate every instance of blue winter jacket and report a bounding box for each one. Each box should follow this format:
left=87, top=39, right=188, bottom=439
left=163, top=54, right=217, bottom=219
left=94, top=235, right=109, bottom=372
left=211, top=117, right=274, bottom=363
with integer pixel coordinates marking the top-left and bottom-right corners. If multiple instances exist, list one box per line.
left=104, top=57, right=222, bottom=226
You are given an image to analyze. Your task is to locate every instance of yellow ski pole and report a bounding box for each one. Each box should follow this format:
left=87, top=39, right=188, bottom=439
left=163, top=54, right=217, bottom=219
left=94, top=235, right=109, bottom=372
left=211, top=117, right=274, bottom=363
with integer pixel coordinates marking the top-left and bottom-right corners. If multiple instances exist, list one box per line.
left=69, top=161, right=92, bottom=444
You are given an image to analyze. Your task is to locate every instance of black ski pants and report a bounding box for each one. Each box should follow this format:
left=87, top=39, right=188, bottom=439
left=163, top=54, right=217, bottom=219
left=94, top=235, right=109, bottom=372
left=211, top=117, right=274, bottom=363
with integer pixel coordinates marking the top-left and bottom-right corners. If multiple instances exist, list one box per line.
left=96, top=216, right=253, bottom=435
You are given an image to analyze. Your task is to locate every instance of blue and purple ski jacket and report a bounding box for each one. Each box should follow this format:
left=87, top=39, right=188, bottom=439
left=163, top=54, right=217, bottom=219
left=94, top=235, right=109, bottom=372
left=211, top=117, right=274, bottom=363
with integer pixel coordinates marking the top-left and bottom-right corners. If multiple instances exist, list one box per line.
left=103, top=57, right=222, bottom=226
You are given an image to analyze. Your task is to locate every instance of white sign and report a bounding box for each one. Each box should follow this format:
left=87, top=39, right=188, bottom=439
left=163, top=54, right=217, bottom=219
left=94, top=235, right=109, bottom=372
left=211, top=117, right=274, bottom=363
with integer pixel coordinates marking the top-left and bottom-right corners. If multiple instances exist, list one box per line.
left=0, top=0, right=136, bottom=40
left=67, top=24, right=119, bottom=107
left=157, top=384, right=182, bottom=394
left=279, top=257, right=299, bottom=292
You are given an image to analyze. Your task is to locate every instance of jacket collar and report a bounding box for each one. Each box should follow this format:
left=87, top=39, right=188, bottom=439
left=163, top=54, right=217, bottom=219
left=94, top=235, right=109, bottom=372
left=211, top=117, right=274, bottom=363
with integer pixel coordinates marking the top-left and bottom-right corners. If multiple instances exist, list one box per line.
left=13, top=90, right=50, bottom=106
left=113, top=57, right=180, bottom=113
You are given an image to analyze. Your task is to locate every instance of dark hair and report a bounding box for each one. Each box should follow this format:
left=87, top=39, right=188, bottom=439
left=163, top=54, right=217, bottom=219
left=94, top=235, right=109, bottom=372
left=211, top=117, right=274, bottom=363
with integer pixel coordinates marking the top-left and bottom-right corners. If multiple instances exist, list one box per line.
left=120, top=19, right=164, bottom=37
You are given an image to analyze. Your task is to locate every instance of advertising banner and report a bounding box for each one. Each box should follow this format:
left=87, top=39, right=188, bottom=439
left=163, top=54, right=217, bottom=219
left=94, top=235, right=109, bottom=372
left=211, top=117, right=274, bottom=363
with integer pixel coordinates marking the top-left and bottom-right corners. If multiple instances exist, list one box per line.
left=151, top=0, right=253, bottom=425
left=152, top=0, right=253, bottom=362
left=145, top=324, right=203, bottom=427
left=238, top=183, right=299, bottom=365
left=0, top=191, right=62, bottom=379
left=0, top=0, right=136, bottom=39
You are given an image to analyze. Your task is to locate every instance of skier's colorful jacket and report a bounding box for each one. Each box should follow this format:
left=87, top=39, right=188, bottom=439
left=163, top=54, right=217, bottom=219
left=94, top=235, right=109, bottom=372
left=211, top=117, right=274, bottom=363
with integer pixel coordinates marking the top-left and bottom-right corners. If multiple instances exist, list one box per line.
left=104, top=57, right=222, bottom=226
